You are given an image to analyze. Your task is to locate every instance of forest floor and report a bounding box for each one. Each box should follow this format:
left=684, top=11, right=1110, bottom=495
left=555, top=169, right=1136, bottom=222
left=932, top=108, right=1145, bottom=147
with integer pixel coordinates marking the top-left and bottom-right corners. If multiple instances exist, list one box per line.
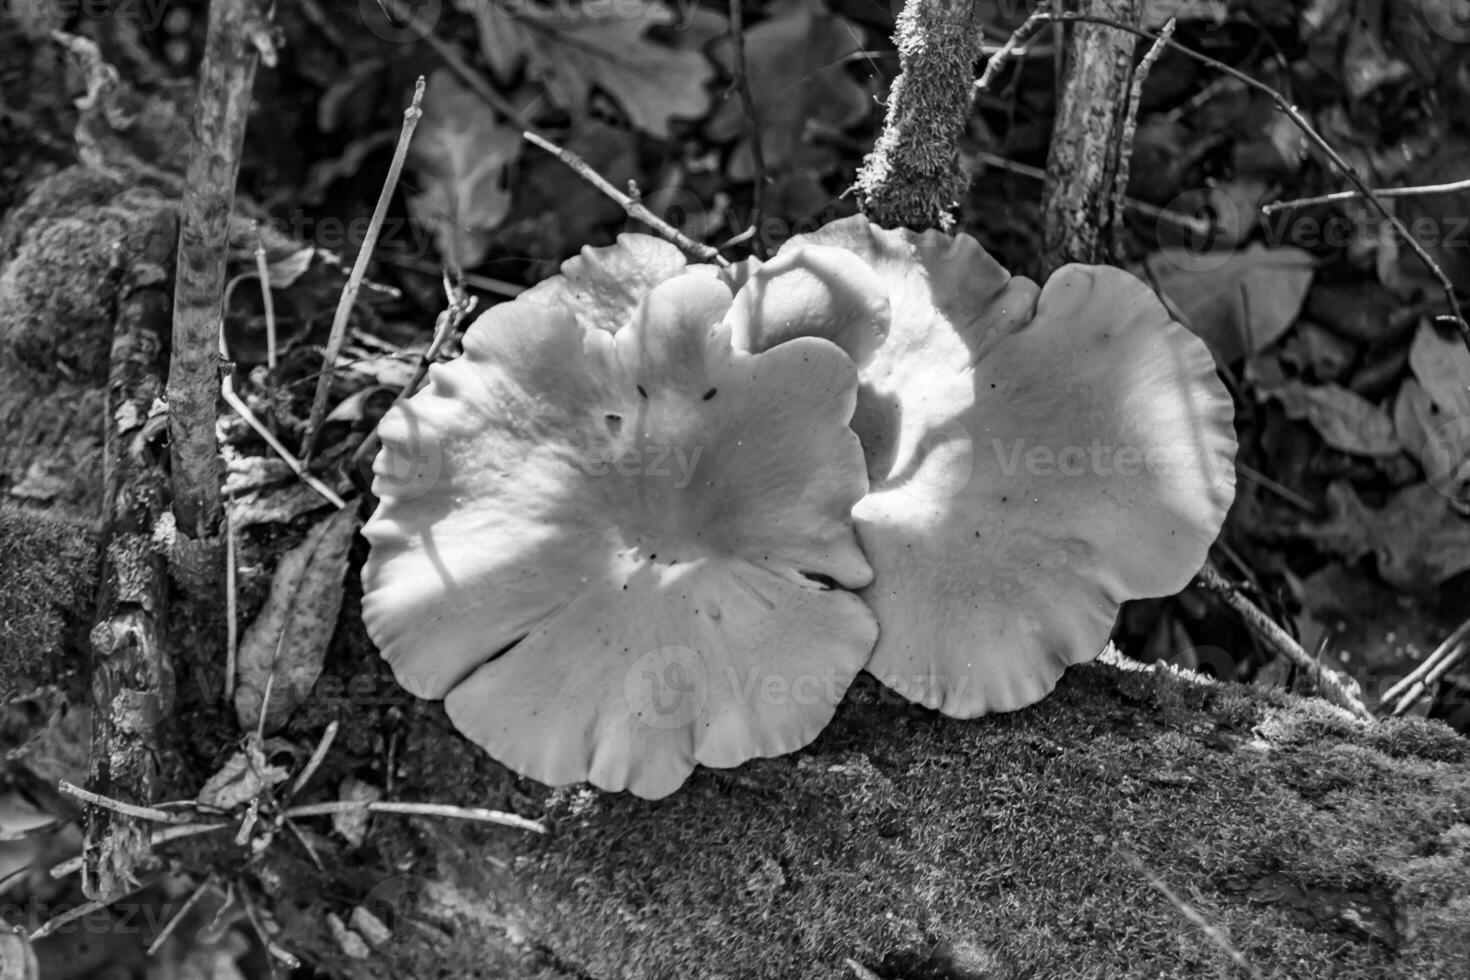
left=1, top=1, right=1469, bottom=978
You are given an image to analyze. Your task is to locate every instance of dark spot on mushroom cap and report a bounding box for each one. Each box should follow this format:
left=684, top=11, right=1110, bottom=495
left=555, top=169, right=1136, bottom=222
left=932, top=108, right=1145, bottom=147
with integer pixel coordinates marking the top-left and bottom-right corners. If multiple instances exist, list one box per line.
left=702, top=387, right=718, bottom=401
left=605, top=413, right=623, bottom=435
left=636, top=384, right=648, bottom=399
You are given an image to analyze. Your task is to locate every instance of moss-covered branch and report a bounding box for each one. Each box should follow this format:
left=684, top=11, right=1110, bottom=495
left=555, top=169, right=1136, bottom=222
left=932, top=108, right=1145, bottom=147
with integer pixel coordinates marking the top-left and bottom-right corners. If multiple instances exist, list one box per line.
left=853, top=0, right=986, bottom=231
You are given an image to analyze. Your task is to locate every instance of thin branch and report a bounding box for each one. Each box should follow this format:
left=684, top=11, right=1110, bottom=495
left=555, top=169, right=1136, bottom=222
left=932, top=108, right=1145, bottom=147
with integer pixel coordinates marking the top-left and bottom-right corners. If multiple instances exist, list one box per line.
left=1262, top=177, right=1470, bottom=214
left=220, top=377, right=348, bottom=509
left=974, top=4, right=1049, bottom=93
left=1024, top=10, right=1470, bottom=352
left=50, top=823, right=233, bottom=879
left=287, top=720, right=339, bottom=801
left=523, top=132, right=728, bottom=265
left=170, top=0, right=274, bottom=537
left=281, top=800, right=547, bottom=835
left=728, top=0, right=767, bottom=258
left=253, top=224, right=278, bottom=374
left=302, top=76, right=426, bottom=460
left=59, top=780, right=191, bottom=824
left=31, top=894, right=124, bottom=941
left=225, top=506, right=238, bottom=700
left=1196, top=562, right=1372, bottom=720
left=1110, top=16, right=1174, bottom=256
left=146, top=875, right=216, bottom=955
left=1381, top=616, right=1470, bottom=716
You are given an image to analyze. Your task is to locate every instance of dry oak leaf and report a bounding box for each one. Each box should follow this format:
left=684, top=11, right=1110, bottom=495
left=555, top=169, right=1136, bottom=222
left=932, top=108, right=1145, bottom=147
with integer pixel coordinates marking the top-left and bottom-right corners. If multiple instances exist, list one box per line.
left=407, top=69, right=521, bottom=270
left=234, top=506, right=362, bottom=733
left=461, top=0, right=717, bottom=139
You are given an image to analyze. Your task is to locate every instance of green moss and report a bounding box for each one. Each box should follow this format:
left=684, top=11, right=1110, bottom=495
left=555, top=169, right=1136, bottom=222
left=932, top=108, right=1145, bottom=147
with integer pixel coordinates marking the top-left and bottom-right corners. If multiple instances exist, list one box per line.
left=452, top=660, right=1470, bottom=980
left=0, top=166, right=123, bottom=263
left=0, top=503, right=96, bottom=701
left=0, top=167, right=165, bottom=382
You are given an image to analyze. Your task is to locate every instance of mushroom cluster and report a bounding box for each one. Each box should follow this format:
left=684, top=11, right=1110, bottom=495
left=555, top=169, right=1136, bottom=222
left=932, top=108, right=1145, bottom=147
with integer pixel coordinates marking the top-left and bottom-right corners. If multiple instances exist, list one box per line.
left=361, top=216, right=1236, bottom=798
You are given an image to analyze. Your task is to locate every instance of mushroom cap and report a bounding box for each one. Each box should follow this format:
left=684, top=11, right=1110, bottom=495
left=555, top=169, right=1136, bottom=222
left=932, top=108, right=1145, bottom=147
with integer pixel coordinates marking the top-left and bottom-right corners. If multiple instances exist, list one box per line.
left=736, top=217, right=1237, bottom=717
left=361, top=241, right=885, bottom=798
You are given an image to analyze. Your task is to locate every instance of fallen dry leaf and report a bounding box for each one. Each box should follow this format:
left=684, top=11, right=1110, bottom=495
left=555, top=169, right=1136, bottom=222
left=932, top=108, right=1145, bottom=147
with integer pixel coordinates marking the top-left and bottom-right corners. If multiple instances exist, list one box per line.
left=1148, top=243, right=1316, bottom=364
left=1266, top=379, right=1401, bottom=457
left=197, top=734, right=290, bottom=812
left=332, top=776, right=382, bottom=847
left=234, top=506, right=362, bottom=733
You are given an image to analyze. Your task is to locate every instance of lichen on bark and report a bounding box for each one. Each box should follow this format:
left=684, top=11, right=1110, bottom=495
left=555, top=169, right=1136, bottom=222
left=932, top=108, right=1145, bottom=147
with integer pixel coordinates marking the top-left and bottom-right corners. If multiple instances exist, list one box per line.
left=853, top=0, right=987, bottom=231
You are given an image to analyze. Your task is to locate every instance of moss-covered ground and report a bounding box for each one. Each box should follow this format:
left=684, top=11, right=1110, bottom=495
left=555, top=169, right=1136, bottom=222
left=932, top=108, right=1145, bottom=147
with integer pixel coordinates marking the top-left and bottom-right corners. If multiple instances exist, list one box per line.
left=421, top=654, right=1469, bottom=980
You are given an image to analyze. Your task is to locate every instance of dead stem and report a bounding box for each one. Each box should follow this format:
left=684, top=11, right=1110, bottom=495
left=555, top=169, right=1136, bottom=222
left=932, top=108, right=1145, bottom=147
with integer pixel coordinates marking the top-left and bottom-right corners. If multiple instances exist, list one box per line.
left=170, top=0, right=275, bottom=537
left=302, top=75, right=427, bottom=460
left=728, top=0, right=768, bottom=257
left=1196, top=562, right=1372, bottom=720
left=281, top=800, right=547, bottom=835
left=524, top=132, right=729, bottom=265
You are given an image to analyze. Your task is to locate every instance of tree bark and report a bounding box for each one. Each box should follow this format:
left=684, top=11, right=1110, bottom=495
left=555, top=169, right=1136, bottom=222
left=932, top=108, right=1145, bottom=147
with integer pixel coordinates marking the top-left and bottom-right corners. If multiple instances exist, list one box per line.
left=1039, top=0, right=1142, bottom=275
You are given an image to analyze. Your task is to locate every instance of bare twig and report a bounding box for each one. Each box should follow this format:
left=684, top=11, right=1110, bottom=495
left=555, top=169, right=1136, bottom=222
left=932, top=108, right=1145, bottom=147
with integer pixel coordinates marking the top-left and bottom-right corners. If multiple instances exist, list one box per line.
left=253, top=224, right=278, bottom=373
left=59, top=780, right=190, bottom=824
left=1381, top=616, right=1470, bottom=716
left=385, top=254, right=525, bottom=297
left=287, top=721, right=339, bottom=801
left=1196, top=562, right=1372, bottom=720
left=170, top=0, right=274, bottom=537
left=974, top=4, right=1050, bottom=93
left=146, top=875, right=216, bottom=955
left=1262, top=177, right=1470, bottom=214
left=51, top=823, right=233, bottom=880
left=524, top=132, right=728, bottom=265
left=281, top=800, right=547, bottom=835
left=1118, top=847, right=1265, bottom=980
left=31, top=894, right=127, bottom=941
left=1110, top=16, right=1174, bottom=256
left=225, top=506, right=238, bottom=700
left=376, top=0, right=531, bottom=131
left=350, top=276, right=476, bottom=483
left=220, top=377, right=348, bottom=509
left=728, top=0, right=768, bottom=258
left=302, top=76, right=426, bottom=460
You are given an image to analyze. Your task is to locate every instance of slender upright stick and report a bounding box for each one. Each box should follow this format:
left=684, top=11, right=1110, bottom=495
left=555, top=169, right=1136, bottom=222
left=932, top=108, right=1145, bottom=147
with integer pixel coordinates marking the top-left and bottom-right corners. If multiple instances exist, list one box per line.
left=302, top=76, right=426, bottom=460
left=170, top=0, right=274, bottom=539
